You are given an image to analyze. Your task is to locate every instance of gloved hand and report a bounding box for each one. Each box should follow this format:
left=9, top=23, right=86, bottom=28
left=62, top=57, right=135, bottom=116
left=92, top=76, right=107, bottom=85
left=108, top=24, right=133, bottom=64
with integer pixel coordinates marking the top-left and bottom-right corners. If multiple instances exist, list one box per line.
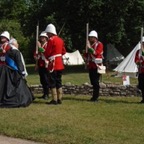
left=88, top=48, right=95, bottom=54
left=38, top=47, right=45, bottom=53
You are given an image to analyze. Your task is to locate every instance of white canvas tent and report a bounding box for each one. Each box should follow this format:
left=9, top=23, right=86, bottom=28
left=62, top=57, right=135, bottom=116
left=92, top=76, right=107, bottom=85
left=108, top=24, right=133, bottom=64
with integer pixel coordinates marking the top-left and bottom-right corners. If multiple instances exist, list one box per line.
left=114, top=42, right=140, bottom=78
left=63, top=50, right=85, bottom=65
left=106, top=43, right=124, bottom=65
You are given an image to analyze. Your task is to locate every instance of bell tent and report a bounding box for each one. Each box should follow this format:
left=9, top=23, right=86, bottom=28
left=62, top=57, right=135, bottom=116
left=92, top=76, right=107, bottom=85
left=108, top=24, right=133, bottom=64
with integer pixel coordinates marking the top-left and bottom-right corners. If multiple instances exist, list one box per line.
left=114, top=42, right=140, bottom=78
left=63, top=50, right=85, bottom=65
left=106, top=43, right=124, bottom=65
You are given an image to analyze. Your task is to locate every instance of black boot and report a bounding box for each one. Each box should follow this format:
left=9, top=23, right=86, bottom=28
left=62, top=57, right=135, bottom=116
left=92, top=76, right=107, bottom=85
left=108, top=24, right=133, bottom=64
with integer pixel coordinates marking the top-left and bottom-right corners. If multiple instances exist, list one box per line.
left=140, top=95, right=144, bottom=103
left=43, top=94, right=49, bottom=100
left=140, top=91, right=144, bottom=103
left=140, top=99, right=144, bottom=103
left=41, top=88, right=49, bottom=100
left=90, top=89, right=99, bottom=102
left=39, top=94, right=49, bottom=100
left=48, top=100, right=57, bottom=105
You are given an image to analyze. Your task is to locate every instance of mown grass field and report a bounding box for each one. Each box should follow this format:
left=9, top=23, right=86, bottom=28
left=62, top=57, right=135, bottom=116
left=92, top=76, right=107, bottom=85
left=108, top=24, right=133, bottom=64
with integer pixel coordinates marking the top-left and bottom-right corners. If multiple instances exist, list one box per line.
left=0, top=64, right=143, bottom=144
left=26, top=64, right=138, bottom=85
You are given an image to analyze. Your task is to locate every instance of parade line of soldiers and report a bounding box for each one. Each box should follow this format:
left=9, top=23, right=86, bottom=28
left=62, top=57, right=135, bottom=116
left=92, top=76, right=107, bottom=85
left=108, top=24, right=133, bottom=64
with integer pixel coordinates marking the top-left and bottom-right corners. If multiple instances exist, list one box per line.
left=0, top=23, right=144, bottom=108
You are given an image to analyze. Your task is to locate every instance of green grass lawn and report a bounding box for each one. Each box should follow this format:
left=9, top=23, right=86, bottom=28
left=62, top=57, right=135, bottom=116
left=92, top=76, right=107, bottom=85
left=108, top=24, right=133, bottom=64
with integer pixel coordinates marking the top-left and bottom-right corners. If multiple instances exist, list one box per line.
left=26, top=64, right=138, bottom=85
left=0, top=96, right=144, bottom=144
left=0, top=64, right=142, bottom=144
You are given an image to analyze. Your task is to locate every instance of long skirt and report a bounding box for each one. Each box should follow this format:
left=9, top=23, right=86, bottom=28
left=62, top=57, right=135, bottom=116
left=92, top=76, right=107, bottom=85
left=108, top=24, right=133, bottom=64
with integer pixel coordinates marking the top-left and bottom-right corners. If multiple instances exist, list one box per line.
left=0, top=65, right=34, bottom=108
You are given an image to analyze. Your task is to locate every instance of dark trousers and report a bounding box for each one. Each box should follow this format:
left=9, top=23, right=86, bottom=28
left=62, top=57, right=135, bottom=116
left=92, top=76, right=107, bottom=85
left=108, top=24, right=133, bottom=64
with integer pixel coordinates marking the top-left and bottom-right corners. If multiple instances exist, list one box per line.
left=89, top=68, right=101, bottom=100
left=138, top=73, right=144, bottom=100
left=38, top=67, right=49, bottom=95
left=49, top=70, right=62, bottom=89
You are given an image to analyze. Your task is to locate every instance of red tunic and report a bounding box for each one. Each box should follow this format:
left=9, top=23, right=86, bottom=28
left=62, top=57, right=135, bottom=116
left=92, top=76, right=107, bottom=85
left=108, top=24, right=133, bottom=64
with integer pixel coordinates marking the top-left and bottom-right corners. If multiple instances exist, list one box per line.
left=45, top=36, right=66, bottom=71
left=83, top=41, right=103, bottom=69
left=135, top=49, right=144, bottom=73
left=0, top=42, right=10, bottom=65
left=34, top=42, right=48, bottom=67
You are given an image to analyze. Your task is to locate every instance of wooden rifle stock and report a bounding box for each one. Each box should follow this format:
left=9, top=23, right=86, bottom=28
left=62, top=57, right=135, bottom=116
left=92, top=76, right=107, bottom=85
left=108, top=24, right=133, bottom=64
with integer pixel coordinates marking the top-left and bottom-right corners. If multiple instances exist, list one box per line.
left=86, top=23, right=89, bottom=53
left=84, top=23, right=89, bottom=69
left=35, top=25, right=39, bottom=70
left=36, top=25, right=39, bottom=55
left=141, top=27, right=143, bottom=50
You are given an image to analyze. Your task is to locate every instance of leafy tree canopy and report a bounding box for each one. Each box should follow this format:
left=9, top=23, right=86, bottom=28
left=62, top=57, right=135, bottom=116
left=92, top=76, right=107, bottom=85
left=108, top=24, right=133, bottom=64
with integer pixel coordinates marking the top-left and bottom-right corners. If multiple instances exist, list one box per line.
left=0, top=0, right=144, bottom=63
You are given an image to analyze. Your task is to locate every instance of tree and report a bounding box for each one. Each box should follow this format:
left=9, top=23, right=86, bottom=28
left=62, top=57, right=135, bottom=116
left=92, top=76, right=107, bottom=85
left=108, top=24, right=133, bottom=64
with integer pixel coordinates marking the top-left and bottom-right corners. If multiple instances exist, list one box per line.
left=0, top=0, right=144, bottom=63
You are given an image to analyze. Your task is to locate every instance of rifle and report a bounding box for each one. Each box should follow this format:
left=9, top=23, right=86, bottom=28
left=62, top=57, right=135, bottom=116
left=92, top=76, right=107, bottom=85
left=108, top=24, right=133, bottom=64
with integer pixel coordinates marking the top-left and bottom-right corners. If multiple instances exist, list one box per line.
left=86, top=23, right=89, bottom=53
left=141, top=27, right=143, bottom=50
left=35, top=24, right=39, bottom=70
left=36, top=25, right=39, bottom=55
left=58, top=22, right=66, bottom=36
left=84, top=23, right=89, bottom=69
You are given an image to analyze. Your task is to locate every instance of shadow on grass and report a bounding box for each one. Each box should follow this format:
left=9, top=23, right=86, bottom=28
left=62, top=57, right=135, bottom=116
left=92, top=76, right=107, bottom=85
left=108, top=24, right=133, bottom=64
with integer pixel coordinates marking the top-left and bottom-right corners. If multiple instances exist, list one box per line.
left=100, top=98, right=140, bottom=104
left=32, top=94, right=141, bottom=105
left=63, top=96, right=141, bottom=104
left=63, top=96, right=90, bottom=102
left=31, top=96, right=90, bottom=104
left=32, top=96, right=50, bottom=104
left=32, top=100, right=47, bottom=104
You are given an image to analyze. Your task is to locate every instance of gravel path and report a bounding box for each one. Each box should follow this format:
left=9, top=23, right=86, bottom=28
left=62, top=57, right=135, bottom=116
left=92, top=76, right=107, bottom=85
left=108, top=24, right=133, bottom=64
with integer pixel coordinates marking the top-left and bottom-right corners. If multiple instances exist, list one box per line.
left=0, top=135, right=45, bottom=144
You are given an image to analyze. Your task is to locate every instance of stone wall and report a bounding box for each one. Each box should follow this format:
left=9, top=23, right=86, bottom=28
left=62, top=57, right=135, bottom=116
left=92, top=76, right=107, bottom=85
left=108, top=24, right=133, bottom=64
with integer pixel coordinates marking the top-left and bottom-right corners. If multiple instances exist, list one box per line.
left=30, top=82, right=141, bottom=97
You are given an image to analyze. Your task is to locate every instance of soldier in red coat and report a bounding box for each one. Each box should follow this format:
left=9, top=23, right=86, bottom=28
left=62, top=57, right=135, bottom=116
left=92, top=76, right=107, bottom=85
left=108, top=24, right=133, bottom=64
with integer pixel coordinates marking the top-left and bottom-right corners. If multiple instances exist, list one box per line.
left=34, top=32, right=49, bottom=100
left=45, top=24, right=66, bottom=105
left=0, top=31, right=10, bottom=65
left=135, top=36, right=144, bottom=103
left=83, top=30, right=104, bottom=102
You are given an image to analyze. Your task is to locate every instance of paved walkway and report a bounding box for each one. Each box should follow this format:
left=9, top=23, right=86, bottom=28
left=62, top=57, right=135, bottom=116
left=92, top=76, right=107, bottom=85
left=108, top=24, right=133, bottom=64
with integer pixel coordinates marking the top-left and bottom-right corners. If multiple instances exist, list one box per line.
left=0, top=135, right=45, bottom=144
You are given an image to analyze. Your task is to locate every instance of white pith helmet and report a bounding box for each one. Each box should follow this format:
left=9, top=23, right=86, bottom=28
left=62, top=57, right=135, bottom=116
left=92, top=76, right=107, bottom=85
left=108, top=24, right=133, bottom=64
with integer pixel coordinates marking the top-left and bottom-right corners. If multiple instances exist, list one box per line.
left=40, top=31, right=48, bottom=38
left=88, top=30, right=98, bottom=39
left=0, top=31, right=10, bottom=40
left=45, top=24, right=57, bottom=35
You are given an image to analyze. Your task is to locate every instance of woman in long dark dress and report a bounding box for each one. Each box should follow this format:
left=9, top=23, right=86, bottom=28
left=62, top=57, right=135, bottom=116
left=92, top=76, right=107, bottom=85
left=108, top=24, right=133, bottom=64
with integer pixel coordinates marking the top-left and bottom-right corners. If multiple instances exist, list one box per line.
left=0, top=38, right=34, bottom=108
